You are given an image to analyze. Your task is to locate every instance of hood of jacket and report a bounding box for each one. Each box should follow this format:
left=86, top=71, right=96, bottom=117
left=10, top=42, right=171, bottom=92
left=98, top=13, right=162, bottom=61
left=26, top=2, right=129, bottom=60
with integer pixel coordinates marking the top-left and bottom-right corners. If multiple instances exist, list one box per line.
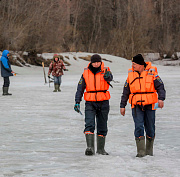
left=2, top=50, right=9, bottom=58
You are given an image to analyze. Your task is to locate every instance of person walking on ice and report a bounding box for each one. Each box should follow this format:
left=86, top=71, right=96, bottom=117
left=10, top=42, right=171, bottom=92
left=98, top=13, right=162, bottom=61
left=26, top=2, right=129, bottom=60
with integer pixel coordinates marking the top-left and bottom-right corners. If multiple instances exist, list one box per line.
left=120, top=54, right=166, bottom=157
left=74, top=54, right=113, bottom=156
left=48, top=54, right=68, bottom=92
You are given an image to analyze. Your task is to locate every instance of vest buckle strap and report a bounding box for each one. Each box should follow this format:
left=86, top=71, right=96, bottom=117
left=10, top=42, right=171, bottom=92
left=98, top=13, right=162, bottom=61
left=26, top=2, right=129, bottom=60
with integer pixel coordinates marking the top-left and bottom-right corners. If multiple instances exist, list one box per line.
left=130, top=77, right=143, bottom=85
left=136, top=100, right=145, bottom=103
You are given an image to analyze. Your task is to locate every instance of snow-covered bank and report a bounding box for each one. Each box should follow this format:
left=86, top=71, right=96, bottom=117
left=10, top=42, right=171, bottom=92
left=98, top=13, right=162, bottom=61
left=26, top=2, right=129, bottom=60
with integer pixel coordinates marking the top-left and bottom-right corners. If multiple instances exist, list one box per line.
left=1, top=51, right=180, bottom=67
left=144, top=52, right=180, bottom=66
left=0, top=53, right=180, bottom=177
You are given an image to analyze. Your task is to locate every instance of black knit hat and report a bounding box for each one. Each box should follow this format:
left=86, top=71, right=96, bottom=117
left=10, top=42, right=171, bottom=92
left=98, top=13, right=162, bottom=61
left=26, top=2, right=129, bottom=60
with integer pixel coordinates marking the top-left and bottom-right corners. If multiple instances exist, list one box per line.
left=91, top=54, right=101, bottom=63
left=132, top=54, right=145, bottom=65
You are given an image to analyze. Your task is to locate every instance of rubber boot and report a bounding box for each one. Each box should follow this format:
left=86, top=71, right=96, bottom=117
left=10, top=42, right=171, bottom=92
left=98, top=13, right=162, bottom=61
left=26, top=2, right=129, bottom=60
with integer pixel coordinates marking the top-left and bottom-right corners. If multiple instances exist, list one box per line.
left=96, top=135, right=109, bottom=155
left=57, top=84, right=61, bottom=92
left=146, top=136, right=155, bottom=156
left=135, top=136, right=146, bottom=157
left=2, top=87, right=12, bottom=96
left=85, top=134, right=95, bottom=155
left=53, top=84, right=58, bottom=92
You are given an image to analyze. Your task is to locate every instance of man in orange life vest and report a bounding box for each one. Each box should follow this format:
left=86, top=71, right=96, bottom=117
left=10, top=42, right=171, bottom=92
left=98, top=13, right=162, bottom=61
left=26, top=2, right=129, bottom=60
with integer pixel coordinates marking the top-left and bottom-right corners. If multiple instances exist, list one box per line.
left=74, top=54, right=113, bottom=156
left=120, top=54, right=166, bottom=157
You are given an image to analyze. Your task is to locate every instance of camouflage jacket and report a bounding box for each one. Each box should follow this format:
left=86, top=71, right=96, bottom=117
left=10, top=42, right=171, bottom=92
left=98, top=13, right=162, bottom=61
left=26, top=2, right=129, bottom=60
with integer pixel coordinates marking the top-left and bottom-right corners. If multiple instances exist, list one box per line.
left=48, top=60, right=66, bottom=77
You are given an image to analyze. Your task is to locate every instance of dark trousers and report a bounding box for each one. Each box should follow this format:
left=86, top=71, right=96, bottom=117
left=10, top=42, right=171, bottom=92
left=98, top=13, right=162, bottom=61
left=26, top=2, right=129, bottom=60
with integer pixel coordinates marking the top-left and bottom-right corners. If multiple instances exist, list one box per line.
left=84, top=100, right=109, bottom=136
left=3, top=77, right=10, bottom=87
left=132, top=105, right=155, bottom=138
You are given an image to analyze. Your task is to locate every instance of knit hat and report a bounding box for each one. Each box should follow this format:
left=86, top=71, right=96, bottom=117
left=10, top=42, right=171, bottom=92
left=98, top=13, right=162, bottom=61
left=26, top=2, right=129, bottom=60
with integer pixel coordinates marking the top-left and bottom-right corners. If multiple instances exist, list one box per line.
left=54, top=54, right=58, bottom=57
left=91, top=54, right=102, bottom=63
left=53, top=54, right=59, bottom=59
left=132, top=54, right=145, bottom=65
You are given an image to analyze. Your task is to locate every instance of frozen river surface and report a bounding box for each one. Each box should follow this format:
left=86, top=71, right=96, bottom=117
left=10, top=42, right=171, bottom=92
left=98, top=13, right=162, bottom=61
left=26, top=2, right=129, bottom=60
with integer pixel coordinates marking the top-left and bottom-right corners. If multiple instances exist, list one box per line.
left=0, top=53, right=180, bottom=177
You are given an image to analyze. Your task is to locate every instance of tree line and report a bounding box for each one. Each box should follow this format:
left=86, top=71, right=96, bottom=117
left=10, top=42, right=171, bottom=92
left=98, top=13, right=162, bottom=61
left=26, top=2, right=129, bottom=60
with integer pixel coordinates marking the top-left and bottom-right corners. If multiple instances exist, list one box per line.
left=0, top=0, right=179, bottom=60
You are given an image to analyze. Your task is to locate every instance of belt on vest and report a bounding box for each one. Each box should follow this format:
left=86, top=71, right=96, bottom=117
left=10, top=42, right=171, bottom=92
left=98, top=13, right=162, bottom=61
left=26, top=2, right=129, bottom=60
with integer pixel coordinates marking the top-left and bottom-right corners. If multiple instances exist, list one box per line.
left=87, top=90, right=107, bottom=93
left=131, top=92, right=155, bottom=106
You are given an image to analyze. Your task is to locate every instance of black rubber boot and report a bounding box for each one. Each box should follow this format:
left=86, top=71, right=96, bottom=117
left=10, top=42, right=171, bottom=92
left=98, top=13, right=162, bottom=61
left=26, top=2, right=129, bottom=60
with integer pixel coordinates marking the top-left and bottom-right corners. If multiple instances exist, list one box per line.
left=85, top=134, right=95, bottom=155
left=135, top=136, right=146, bottom=157
left=2, top=87, right=12, bottom=96
left=57, top=84, right=61, bottom=92
left=96, top=135, right=109, bottom=155
left=146, top=136, right=155, bottom=156
left=53, top=84, right=58, bottom=92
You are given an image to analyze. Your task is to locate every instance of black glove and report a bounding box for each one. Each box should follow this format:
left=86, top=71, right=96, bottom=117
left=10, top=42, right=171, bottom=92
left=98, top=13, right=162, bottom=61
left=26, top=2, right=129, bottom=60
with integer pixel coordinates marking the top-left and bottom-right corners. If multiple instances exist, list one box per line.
left=48, top=75, right=50, bottom=78
left=104, top=69, right=110, bottom=79
left=64, top=69, right=69, bottom=71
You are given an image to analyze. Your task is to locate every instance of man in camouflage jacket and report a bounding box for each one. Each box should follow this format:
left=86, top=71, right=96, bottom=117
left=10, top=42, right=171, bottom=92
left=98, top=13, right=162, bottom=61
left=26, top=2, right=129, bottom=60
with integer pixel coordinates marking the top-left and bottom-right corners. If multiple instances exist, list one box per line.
left=48, top=54, right=68, bottom=92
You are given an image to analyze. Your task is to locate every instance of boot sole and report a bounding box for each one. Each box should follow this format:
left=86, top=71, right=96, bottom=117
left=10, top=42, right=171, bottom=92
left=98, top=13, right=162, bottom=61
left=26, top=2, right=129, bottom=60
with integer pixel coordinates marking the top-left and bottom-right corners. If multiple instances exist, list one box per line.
left=97, top=152, right=109, bottom=155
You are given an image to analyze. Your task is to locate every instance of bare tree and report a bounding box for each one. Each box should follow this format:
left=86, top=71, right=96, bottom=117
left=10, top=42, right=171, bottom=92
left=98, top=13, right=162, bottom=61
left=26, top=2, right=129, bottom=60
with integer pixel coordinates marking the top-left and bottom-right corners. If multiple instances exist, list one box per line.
left=0, top=0, right=179, bottom=60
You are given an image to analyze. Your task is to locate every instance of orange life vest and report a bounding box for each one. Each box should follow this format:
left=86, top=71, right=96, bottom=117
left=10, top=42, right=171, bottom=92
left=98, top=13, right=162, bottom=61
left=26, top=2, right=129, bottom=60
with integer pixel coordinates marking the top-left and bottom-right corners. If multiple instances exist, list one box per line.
left=83, top=62, right=111, bottom=101
left=128, top=62, right=158, bottom=108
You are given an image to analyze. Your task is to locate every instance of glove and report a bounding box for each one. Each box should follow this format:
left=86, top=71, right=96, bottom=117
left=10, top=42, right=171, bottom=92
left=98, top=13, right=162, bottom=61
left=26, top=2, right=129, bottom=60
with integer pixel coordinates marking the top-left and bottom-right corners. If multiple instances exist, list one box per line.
left=74, top=103, right=80, bottom=113
left=48, top=75, right=50, bottom=78
left=104, top=69, right=110, bottom=79
left=64, top=69, right=68, bottom=71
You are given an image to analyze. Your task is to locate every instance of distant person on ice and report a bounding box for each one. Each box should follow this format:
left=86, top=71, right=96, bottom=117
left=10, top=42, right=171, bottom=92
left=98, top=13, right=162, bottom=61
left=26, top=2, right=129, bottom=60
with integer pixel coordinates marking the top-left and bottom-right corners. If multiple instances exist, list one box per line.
left=74, top=54, right=113, bottom=156
left=0, top=50, right=15, bottom=96
left=120, top=54, right=166, bottom=157
left=48, top=54, right=68, bottom=92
